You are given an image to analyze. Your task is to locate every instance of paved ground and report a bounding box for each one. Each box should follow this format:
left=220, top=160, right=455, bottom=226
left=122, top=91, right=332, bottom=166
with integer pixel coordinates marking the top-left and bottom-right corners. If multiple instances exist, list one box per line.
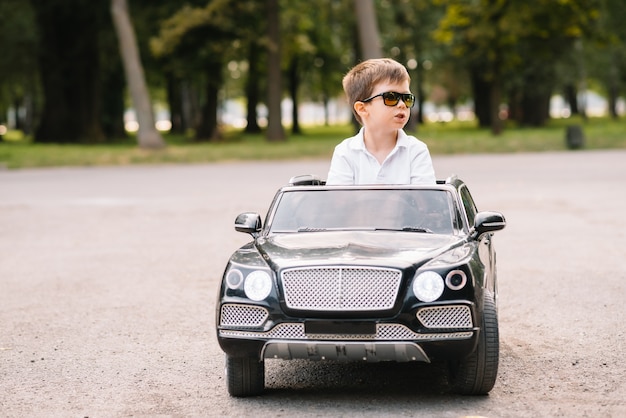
left=1, top=150, right=625, bottom=417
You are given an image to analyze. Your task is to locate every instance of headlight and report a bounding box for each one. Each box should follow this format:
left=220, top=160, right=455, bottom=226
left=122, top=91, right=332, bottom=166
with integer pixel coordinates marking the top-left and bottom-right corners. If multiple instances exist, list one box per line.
left=244, top=270, right=273, bottom=301
left=413, top=271, right=444, bottom=302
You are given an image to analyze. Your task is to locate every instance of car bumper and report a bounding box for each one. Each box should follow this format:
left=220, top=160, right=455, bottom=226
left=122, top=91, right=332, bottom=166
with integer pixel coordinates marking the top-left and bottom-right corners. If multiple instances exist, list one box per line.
left=218, top=332, right=477, bottom=363
left=217, top=301, right=479, bottom=362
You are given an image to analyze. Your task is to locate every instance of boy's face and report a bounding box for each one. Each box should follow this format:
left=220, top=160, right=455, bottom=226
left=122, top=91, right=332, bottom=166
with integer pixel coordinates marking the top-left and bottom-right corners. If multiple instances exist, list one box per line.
left=356, top=79, right=412, bottom=133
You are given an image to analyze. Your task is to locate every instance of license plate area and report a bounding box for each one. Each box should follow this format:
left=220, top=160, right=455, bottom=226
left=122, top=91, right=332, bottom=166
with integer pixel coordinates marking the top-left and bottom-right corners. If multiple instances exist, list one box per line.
left=304, top=321, right=376, bottom=335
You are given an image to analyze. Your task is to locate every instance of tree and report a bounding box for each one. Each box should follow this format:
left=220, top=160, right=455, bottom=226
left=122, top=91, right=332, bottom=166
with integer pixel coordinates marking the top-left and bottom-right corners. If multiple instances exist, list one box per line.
left=354, top=0, right=383, bottom=59
left=266, top=0, right=286, bottom=141
left=244, top=42, right=263, bottom=133
left=30, top=0, right=107, bottom=143
left=281, top=0, right=319, bottom=134
left=309, top=1, right=353, bottom=125
left=151, top=1, right=264, bottom=140
left=382, top=0, right=448, bottom=128
left=433, top=0, right=515, bottom=133
left=434, top=0, right=601, bottom=131
left=100, top=9, right=128, bottom=139
left=0, top=0, right=39, bottom=136
left=584, top=0, right=626, bottom=119
left=111, top=0, right=165, bottom=149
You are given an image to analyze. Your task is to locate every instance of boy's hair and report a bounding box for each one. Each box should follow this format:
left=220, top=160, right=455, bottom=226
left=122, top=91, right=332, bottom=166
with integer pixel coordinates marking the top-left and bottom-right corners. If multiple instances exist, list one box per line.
left=342, top=58, right=411, bottom=124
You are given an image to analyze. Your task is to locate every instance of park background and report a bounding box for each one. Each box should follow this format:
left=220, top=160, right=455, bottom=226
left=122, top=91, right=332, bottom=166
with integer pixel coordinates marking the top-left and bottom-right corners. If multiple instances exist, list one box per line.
left=0, top=0, right=625, bottom=168
left=2, top=3, right=626, bottom=414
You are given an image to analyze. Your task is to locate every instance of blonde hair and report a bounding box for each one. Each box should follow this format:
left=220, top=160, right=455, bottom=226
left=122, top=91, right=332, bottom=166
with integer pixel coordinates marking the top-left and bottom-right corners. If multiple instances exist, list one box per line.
left=342, top=58, right=411, bottom=124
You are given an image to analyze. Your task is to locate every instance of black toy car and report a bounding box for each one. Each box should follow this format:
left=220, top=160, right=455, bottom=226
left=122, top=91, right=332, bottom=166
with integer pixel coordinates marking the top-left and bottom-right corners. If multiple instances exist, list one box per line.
left=216, top=175, right=505, bottom=397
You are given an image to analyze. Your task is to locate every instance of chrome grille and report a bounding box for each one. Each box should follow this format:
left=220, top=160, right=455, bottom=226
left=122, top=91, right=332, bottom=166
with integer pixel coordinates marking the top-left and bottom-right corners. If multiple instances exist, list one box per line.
left=219, top=323, right=472, bottom=341
left=281, top=266, right=402, bottom=311
left=416, top=305, right=472, bottom=328
left=220, top=304, right=268, bottom=327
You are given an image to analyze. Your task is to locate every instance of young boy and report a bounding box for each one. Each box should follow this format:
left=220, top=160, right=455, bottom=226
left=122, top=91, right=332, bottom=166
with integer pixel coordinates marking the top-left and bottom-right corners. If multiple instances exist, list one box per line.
left=326, top=58, right=436, bottom=185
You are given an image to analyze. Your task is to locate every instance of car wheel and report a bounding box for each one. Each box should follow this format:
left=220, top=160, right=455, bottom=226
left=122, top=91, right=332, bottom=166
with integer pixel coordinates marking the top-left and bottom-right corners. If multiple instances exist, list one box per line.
left=448, top=292, right=499, bottom=395
left=225, top=355, right=265, bottom=397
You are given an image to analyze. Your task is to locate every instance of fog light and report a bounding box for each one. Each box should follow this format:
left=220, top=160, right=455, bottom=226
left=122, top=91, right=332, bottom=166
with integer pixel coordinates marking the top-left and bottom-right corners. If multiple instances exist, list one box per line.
left=226, top=269, right=243, bottom=289
left=413, top=271, right=444, bottom=302
left=445, top=270, right=467, bottom=290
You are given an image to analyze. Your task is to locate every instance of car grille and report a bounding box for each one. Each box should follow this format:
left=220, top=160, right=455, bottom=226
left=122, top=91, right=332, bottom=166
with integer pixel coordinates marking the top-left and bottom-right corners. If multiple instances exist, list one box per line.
left=416, top=305, right=473, bottom=328
left=220, top=304, right=268, bottom=327
left=281, top=266, right=402, bottom=311
left=219, top=323, right=473, bottom=341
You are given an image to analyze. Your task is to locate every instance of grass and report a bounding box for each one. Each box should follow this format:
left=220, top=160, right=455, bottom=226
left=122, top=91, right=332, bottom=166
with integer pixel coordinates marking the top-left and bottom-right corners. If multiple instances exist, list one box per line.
left=0, top=117, right=624, bottom=169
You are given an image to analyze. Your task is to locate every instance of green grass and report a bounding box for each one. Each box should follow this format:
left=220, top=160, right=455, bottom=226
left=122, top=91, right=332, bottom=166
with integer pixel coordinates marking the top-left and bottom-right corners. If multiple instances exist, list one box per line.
left=0, top=117, right=624, bottom=169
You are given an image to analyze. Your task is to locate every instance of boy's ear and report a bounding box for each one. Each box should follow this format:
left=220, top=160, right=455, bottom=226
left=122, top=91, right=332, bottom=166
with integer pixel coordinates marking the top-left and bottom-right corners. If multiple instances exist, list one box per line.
left=354, top=101, right=368, bottom=119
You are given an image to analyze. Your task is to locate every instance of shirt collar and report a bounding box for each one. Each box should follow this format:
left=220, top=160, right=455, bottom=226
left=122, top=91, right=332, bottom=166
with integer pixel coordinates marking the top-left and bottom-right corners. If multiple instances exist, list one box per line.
left=350, top=128, right=409, bottom=150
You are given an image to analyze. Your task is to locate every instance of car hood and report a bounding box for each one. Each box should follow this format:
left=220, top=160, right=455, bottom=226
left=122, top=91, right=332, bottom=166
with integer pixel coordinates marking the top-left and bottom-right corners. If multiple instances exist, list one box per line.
left=255, top=231, right=466, bottom=270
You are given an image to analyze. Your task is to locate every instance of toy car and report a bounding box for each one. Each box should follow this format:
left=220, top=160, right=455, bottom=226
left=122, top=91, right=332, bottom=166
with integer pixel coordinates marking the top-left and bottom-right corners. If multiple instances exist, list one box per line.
left=216, top=175, right=505, bottom=396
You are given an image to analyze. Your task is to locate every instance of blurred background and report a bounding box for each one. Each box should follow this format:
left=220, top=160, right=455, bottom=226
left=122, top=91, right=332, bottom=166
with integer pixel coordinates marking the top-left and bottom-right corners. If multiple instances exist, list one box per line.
left=0, top=0, right=624, bottom=148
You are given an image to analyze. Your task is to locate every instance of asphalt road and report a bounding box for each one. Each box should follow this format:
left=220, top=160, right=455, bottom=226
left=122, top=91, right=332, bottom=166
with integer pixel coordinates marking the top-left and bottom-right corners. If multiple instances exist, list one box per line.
left=1, top=150, right=625, bottom=417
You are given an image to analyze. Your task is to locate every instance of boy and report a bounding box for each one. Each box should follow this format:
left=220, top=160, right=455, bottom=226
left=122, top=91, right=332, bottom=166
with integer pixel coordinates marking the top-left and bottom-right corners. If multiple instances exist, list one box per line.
left=326, top=58, right=436, bottom=185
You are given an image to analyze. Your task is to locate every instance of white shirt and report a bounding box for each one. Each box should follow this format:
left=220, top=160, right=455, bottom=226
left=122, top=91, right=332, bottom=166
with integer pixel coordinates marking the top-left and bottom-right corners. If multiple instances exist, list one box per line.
left=326, top=128, right=436, bottom=185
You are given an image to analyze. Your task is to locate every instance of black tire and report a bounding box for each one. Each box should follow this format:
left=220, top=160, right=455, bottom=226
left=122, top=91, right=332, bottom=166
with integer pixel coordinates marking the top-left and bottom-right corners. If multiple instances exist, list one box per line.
left=225, top=355, right=265, bottom=397
left=449, top=292, right=499, bottom=395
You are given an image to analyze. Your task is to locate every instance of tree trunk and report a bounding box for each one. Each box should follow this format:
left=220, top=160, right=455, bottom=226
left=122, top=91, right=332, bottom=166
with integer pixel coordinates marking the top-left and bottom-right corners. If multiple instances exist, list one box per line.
left=519, top=64, right=555, bottom=126
left=101, top=60, right=127, bottom=139
left=24, top=73, right=40, bottom=137
left=289, top=56, right=301, bottom=135
left=196, top=68, right=221, bottom=141
left=508, top=87, right=522, bottom=124
left=608, top=84, right=619, bottom=119
left=13, top=95, right=24, bottom=132
left=489, top=76, right=503, bottom=135
left=31, top=0, right=105, bottom=143
left=266, top=0, right=285, bottom=141
left=520, top=92, right=551, bottom=126
left=607, top=53, right=620, bottom=119
left=166, top=74, right=184, bottom=135
left=323, top=94, right=330, bottom=126
left=182, top=80, right=196, bottom=134
left=245, top=43, right=261, bottom=133
left=471, top=71, right=492, bottom=128
left=0, top=102, right=5, bottom=141
left=111, top=0, right=164, bottom=149
left=564, top=84, right=579, bottom=115
left=354, top=0, right=382, bottom=59
left=416, top=67, right=425, bottom=125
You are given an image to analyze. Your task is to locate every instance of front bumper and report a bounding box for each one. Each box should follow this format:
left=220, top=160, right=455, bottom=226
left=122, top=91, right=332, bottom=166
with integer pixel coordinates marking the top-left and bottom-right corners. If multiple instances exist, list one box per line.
left=217, top=302, right=479, bottom=362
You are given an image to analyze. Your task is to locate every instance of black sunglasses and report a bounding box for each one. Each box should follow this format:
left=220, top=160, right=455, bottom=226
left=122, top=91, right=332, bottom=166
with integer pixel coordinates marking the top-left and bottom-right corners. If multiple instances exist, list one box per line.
left=361, top=91, right=415, bottom=108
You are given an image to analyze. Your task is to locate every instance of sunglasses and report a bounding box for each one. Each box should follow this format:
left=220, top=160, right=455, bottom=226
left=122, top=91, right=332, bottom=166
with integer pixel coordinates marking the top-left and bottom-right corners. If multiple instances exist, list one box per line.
left=361, top=91, right=416, bottom=108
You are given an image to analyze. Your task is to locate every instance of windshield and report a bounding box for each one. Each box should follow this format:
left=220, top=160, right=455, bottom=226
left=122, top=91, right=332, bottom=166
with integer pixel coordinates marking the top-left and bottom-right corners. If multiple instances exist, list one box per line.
left=269, top=189, right=456, bottom=234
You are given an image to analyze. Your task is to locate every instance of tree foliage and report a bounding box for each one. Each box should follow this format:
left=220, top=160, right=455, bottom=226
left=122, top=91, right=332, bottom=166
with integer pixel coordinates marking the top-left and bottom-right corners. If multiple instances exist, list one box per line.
left=583, top=0, right=626, bottom=118
left=1, top=0, right=625, bottom=145
left=150, top=0, right=265, bottom=140
left=0, top=0, right=38, bottom=134
left=433, top=0, right=602, bottom=129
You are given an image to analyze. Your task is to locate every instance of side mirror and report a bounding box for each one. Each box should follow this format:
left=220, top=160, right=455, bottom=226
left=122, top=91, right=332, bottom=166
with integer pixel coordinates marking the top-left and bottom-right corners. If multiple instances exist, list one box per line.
left=472, top=211, right=506, bottom=238
left=235, top=212, right=262, bottom=235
